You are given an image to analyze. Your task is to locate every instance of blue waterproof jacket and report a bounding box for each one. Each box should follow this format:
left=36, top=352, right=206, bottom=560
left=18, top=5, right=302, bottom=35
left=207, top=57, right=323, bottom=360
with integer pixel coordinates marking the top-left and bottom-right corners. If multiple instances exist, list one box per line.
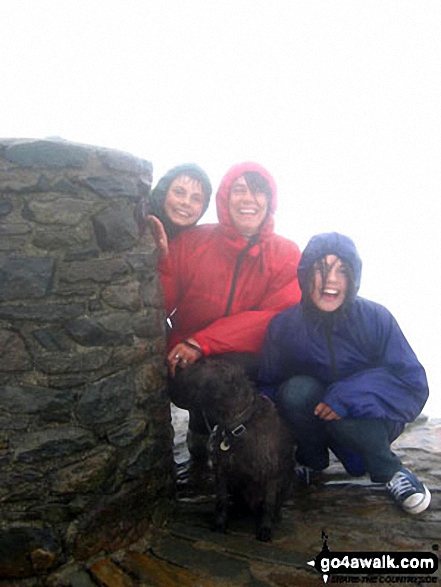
left=258, top=233, right=429, bottom=428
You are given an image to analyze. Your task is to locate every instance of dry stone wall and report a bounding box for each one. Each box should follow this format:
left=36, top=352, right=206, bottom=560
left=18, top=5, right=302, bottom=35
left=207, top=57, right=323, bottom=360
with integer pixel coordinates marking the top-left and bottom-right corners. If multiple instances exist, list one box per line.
left=0, top=139, right=175, bottom=581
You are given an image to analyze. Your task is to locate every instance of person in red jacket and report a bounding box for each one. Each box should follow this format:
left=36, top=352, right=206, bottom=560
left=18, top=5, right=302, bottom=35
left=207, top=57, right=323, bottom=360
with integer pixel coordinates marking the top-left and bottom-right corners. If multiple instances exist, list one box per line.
left=159, top=161, right=302, bottom=456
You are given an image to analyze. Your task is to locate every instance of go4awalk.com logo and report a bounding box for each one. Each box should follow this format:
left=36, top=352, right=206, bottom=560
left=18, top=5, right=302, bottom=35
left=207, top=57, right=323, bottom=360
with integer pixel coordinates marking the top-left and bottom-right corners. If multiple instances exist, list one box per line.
left=308, top=533, right=439, bottom=584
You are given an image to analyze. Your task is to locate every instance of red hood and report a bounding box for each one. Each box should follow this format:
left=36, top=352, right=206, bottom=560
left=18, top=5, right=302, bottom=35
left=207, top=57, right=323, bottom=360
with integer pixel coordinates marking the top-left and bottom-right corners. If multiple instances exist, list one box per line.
left=216, top=162, right=277, bottom=239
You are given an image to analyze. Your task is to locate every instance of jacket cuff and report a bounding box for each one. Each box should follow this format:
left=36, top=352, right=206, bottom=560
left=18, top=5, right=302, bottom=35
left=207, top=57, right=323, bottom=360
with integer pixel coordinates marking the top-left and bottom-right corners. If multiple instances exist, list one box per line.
left=324, top=398, right=349, bottom=419
left=192, top=335, right=209, bottom=356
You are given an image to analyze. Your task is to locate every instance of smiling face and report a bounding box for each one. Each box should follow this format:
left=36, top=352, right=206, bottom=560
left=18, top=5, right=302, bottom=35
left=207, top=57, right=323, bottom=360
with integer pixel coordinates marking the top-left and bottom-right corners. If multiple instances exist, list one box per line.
left=228, top=176, right=269, bottom=237
left=163, top=175, right=205, bottom=228
left=310, top=254, right=349, bottom=312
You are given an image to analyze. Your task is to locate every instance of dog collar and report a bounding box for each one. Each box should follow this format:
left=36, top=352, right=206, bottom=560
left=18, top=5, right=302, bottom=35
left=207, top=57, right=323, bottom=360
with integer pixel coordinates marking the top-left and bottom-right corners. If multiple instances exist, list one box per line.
left=218, top=399, right=257, bottom=451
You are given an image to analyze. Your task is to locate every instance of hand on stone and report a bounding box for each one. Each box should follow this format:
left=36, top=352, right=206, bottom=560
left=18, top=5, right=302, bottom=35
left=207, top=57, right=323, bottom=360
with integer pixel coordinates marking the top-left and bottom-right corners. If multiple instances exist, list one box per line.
left=147, top=215, right=169, bottom=258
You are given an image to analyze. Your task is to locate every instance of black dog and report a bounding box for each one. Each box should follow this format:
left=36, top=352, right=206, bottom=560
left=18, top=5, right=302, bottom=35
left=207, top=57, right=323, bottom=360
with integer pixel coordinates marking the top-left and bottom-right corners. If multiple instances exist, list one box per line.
left=173, top=359, right=294, bottom=541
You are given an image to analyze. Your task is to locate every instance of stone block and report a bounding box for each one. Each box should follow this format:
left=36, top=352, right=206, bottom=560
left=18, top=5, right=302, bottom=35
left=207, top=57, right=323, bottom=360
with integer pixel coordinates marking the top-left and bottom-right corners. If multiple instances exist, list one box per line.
left=102, top=281, right=142, bottom=311
left=65, top=311, right=161, bottom=347
left=12, top=426, right=96, bottom=463
left=0, top=198, right=13, bottom=215
left=68, top=480, right=158, bottom=560
left=0, top=385, right=75, bottom=424
left=32, top=327, right=74, bottom=351
left=0, top=302, right=84, bottom=322
left=24, top=198, right=94, bottom=226
left=126, top=251, right=157, bottom=272
left=58, top=257, right=129, bottom=284
left=93, top=204, right=139, bottom=252
left=32, top=224, right=94, bottom=250
left=50, top=447, right=117, bottom=494
left=0, top=257, right=55, bottom=300
left=0, top=328, right=32, bottom=371
left=0, top=526, right=61, bottom=579
left=106, top=417, right=147, bottom=447
left=75, top=371, right=134, bottom=429
left=88, top=557, right=137, bottom=587
left=5, top=140, right=88, bottom=168
left=33, top=348, right=111, bottom=374
left=65, top=316, right=132, bottom=347
left=82, top=176, right=139, bottom=200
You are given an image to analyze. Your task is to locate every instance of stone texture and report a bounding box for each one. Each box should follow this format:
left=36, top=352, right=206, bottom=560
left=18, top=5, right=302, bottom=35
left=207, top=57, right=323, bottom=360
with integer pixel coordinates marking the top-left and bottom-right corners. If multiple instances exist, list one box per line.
left=58, top=257, right=129, bottom=284
left=75, top=372, right=135, bottom=429
left=12, top=426, right=96, bottom=463
left=68, top=474, right=174, bottom=561
left=4, top=140, right=88, bottom=168
left=0, top=301, right=84, bottom=322
left=93, top=204, right=139, bottom=252
left=24, top=197, right=94, bottom=225
left=0, top=198, right=13, bottom=215
left=101, top=281, right=142, bottom=311
left=0, top=328, right=32, bottom=371
left=0, top=139, right=173, bottom=583
left=2, top=416, right=439, bottom=586
left=0, top=384, right=75, bottom=423
left=50, top=447, right=117, bottom=494
left=0, top=257, right=55, bottom=300
left=32, top=224, right=93, bottom=250
left=0, top=527, right=61, bottom=579
left=82, top=176, right=139, bottom=200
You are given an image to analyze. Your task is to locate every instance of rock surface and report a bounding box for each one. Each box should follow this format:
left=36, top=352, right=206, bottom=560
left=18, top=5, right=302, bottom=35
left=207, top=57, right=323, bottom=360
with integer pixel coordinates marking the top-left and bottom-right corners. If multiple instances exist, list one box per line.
left=0, top=139, right=174, bottom=582
left=16, top=409, right=439, bottom=586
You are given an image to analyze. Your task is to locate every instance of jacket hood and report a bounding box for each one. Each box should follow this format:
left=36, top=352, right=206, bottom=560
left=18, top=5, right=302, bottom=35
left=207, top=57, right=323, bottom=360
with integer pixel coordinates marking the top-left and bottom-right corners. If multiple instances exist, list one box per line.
left=216, top=162, right=277, bottom=237
left=149, top=163, right=212, bottom=238
left=298, top=232, right=362, bottom=294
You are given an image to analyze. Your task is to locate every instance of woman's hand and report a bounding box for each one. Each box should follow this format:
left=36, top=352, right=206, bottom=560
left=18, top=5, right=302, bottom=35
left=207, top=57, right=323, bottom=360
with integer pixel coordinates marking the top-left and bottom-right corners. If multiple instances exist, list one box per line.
left=147, top=215, right=169, bottom=258
left=167, top=338, right=202, bottom=377
left=314, top=402, right=341, bottom=421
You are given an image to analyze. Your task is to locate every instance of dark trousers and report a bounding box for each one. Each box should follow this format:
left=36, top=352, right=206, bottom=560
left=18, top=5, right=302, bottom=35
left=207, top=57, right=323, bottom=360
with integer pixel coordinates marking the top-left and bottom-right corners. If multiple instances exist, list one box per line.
left=276, top=375, right=402, bottom=483
left=169, top=352, right=260, bottom=435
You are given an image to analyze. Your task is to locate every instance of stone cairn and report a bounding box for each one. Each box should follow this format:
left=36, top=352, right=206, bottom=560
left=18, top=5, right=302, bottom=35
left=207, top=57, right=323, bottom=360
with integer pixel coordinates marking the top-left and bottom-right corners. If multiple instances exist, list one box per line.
left=0, top=139, right=175, bottom=581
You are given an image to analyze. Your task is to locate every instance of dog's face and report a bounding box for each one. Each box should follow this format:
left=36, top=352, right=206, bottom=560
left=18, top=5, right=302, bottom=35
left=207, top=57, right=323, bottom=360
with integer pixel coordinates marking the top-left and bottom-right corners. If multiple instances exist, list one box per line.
left=176, top=360, right=255, bottom=425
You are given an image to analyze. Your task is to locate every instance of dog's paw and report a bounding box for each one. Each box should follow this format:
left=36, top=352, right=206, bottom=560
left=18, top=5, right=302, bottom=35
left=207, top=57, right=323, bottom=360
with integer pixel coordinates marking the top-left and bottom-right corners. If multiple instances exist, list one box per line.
left=256, top=526, right=272, bottom=542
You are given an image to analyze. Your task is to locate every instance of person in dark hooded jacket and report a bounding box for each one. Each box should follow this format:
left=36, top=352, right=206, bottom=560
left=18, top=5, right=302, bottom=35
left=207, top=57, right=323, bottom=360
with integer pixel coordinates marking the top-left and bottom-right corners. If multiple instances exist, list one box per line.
left=160, top=162, right=302, bottom=457
left=259, top=232, right=430, bottom=514
left=137, top=163, right=212, bottom=256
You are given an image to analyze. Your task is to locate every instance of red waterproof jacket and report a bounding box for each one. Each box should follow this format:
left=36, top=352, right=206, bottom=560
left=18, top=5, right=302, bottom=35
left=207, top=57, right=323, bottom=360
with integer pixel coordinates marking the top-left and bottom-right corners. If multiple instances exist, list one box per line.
left=159, top=162, right=302, bottom=356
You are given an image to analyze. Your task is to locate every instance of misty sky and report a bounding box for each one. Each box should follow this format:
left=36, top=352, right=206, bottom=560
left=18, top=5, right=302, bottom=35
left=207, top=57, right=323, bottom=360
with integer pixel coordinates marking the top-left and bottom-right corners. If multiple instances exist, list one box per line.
left=1, top=1, right=440, bottom=415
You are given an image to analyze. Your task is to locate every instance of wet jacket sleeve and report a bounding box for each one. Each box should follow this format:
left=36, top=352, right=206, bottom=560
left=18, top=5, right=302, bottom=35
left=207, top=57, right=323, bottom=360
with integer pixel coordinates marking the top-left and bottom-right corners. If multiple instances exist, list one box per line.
left=324, top=309, right=429, bottom=423
left=193, top=251, right=301, bottom=356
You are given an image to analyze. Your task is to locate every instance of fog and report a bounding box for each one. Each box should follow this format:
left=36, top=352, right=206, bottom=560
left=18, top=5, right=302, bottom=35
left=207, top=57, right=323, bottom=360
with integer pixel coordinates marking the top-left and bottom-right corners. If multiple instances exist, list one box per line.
left=1, top=1, right=439, bottom=415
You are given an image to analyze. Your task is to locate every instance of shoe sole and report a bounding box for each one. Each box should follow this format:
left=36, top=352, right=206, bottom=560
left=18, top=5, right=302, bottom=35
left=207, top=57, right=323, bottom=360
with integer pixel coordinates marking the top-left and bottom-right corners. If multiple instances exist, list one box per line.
left=402, top=485, right=431, bottom=515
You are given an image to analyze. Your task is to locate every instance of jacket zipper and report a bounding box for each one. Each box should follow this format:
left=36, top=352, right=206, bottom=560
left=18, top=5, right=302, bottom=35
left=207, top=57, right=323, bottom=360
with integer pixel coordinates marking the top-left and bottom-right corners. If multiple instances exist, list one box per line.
left=224, top=236, right=258, bottom=317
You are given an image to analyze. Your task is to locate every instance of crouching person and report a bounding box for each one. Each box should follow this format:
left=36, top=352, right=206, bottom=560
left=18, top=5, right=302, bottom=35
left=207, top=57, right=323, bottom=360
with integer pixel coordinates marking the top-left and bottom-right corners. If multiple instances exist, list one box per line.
left=258, top=232, right=431, bottom=514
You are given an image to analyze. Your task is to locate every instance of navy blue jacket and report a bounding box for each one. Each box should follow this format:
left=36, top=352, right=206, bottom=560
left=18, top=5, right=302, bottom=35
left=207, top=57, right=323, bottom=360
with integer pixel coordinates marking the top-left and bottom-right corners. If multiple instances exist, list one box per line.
left=258, top=233, right=429, bottom=427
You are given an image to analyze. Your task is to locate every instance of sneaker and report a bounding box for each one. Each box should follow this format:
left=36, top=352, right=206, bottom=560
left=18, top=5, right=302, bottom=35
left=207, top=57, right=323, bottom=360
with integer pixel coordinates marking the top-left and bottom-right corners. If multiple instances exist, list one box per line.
left=186, top=430, right=209, bottom=461
left=295, top=465, right=321, bottom=487
left=386, top=467, right=431, bottom=514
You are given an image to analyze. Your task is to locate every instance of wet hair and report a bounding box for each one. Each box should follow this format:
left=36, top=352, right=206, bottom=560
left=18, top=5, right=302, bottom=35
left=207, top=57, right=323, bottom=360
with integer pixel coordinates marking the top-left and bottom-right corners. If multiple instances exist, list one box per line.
left=303, top=256, right=356, bottom=313
left=242, top=171, right=272, bottom=200
left=149, top=163, right=212, bottom=239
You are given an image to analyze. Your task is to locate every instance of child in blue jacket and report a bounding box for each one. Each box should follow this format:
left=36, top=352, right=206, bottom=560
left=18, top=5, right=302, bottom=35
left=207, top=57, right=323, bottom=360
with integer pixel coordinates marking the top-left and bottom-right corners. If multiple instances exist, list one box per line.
left=259, top=232, right=430, bottom=514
